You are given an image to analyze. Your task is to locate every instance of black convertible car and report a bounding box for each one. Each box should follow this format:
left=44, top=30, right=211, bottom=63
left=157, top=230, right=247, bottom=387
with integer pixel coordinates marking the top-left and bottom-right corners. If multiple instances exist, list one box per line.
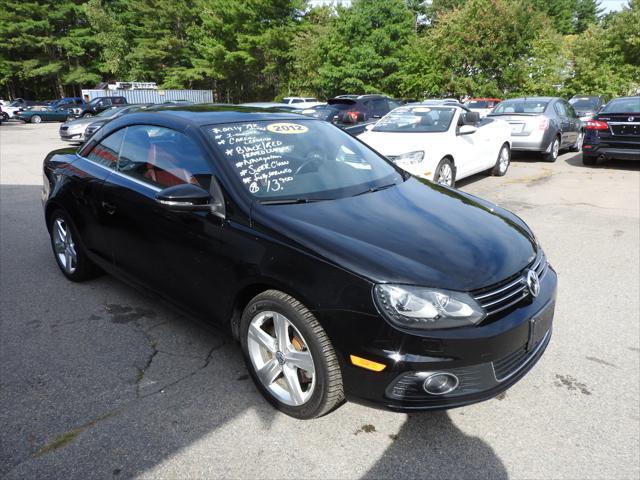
left=42, top=106, right=557, bottom=418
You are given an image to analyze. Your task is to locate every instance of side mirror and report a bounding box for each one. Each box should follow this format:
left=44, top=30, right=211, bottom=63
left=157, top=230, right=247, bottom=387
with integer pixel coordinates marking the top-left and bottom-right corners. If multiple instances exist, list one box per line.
left=458, top=125, right=477, bottom=135
left=156, top=183, right=215, bottom=213
left=463, top=111, right=480, bottom=125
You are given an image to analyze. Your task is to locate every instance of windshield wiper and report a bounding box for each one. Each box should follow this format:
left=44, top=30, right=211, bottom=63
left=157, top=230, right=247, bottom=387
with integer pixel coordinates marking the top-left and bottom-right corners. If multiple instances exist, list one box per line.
left=353, top=183, right=397, bottom=197
left=257, top=198, right=324, bottom=205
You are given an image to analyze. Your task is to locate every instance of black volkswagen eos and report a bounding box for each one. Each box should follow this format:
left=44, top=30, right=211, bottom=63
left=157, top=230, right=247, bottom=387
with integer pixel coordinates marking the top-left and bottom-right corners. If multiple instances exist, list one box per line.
left=42, top=106, right=557, bottom=419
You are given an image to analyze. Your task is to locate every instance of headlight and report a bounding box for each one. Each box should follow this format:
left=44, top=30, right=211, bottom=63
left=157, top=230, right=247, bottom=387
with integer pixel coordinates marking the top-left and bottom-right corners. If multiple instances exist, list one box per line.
left=374, top=284, right=485, bottom=330
left=391, top=151, right=424, bottom=165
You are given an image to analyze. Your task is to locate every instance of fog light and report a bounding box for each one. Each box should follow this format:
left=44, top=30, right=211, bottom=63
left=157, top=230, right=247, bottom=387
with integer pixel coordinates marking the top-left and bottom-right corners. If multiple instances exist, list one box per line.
left=423, top=372, right=459, bottom=395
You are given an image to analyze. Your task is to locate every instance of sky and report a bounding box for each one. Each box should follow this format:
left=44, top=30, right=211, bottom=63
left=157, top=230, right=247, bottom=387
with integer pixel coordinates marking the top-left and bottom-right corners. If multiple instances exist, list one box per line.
left=309, top=0, right=630, bottom=13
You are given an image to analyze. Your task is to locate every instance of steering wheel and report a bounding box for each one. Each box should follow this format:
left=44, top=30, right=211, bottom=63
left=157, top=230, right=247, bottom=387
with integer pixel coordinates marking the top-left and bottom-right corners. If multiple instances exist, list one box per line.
left=294, top=151, right=325, bottom=175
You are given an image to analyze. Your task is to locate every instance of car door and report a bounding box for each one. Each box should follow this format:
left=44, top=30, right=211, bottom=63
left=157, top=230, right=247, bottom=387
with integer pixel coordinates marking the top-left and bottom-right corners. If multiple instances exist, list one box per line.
left=100, top=124, right=228, bottom=317
left=564, top=102, right=581, bottom=142
left=65, top=129, right=127, bottom=263
left=553, top=101, right=573, bottom=147
left=453, top=110, right=485, bottom=178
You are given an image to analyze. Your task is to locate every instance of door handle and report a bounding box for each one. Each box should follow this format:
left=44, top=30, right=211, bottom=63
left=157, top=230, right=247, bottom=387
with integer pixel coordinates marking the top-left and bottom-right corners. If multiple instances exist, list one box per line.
left=101, top=201, right=117, bottom=214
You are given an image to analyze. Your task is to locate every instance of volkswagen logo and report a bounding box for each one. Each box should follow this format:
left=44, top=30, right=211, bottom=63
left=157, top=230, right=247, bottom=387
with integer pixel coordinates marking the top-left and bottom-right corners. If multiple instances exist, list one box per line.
left=629, top=116, right=635, bottom=122
left=275, top=351, right=286, bottom=365
left=526, top=269, right=540, bottom=298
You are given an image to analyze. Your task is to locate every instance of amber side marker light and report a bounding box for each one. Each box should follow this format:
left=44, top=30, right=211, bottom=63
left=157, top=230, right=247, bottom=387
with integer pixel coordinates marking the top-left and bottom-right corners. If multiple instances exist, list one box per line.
left=350, top=355, right=386, bottom=372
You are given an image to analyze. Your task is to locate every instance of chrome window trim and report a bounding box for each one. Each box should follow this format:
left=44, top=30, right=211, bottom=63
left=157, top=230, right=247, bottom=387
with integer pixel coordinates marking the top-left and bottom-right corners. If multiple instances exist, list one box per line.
left=76, top=153, right=162, bottom=193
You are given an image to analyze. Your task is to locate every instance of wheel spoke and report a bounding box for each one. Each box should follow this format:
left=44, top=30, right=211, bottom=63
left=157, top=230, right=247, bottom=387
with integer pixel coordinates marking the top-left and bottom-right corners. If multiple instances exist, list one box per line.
left=55, top=220, right=66, bottom=242
left=64, top=251, right=73, bottom=271
left=273, top=313, right=290, bottom=352
left=287, top=349, right=314, bottom=375
left=282, top=364, right=305, bottom=405
left=256, top=358, right=282, bottom=386
left=248, top=323, right=277, bottom=352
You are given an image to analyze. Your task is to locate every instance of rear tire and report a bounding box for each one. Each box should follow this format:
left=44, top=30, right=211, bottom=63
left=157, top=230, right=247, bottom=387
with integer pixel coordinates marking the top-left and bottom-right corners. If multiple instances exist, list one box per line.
left=434, top=157, right=456, bottom=187
left=543, top=136, right=560, bottom=162
left=240, top=290, right=344, bottom=419
left=582, top=154, right=597, bottom=166
left=48, top=209, right=101, bottom=282
left=491, top=143, right=510, bottom=176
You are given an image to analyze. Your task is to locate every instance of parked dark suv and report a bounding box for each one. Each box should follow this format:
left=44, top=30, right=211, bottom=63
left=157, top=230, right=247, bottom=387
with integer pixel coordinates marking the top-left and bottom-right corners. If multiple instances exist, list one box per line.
left=77, top=96, right=127, bottom=117
left=569, top=95, right=606, bottom=121
left=307, top=95, right=401, bottom=128
left=582, top=96, right=640, bottom=164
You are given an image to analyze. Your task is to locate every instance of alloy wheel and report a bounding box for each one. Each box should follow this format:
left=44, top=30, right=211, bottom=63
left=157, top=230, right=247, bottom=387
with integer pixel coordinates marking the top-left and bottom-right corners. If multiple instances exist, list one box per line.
left=247, top=310, right=316, bottom=406
left=437, top=163, right=453, bottom=186
left=552, top=138, right=559, bottom=159
left=52, top=217, right=77, bottom=274
left=499, top=146, right=510, bottom=174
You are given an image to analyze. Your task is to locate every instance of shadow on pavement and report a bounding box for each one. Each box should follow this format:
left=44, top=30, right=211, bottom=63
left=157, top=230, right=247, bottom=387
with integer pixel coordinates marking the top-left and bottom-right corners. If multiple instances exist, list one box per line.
left=0, top=184, right=281, bottom=478
left=362, top=411, right=508, bottom=480
left=563, top=152, right=639, bottom=171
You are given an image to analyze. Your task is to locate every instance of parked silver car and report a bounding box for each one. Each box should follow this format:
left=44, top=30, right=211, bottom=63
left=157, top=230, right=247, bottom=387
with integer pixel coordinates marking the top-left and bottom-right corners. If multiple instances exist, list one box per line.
left=59, top=104, right=151, bottom=143
left=488, top=97, right=583, bottom=161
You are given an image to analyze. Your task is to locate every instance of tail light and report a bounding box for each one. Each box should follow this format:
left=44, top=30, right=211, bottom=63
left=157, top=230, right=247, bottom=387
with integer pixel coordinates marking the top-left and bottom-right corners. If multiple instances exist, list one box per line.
left=538, top=118, right=549, bottom=130
left=585, top=120, right=609, bottom=130
left=347, top=111, right=359, bottom=122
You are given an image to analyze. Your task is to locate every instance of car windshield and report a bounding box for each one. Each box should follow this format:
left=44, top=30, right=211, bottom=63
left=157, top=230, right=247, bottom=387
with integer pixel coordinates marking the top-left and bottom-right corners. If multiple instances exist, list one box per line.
left=569, top=98, right=599, bottom=109
left=491, top=100, right=548, bottom=114
left=465, top=101, right=491, bottom=108
left=207, top=120, right=403, bottom=201
left=372, top=106, right=455, bottom=133
left=600, top=97, right=640, bottom=114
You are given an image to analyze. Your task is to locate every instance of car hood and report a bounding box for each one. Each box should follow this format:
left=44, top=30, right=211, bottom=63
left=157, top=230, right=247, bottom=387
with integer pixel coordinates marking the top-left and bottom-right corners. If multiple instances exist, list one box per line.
left=252, top=178, right=537, bottom=291
left=359, top=131, right=448, bottom=156
left=63, top=117, right=100, bottom=128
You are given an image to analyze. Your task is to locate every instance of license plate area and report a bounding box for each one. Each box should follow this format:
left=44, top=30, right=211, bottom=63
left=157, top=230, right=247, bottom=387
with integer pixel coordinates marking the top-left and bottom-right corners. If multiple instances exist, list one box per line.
left=528, top=301, right=555, bottom=351
left=510, top=123, right=524, bottom=133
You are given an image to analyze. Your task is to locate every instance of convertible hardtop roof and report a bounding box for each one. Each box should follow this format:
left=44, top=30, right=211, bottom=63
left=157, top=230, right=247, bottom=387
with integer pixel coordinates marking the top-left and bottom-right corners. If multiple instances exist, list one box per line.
left=129, top=104, right=310, bottom=126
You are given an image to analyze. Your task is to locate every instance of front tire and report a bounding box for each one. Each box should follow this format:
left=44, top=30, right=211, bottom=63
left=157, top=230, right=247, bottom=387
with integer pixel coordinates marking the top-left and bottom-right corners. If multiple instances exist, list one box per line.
left=30, top=115, right=42, bottom=124
left=543, top=136, right=560, bottom=162
left=240, top=290, right=344, bottom=419
left=48, top=209, right=100, bottom=282
left=434, top=157, right=456, bottom=187
left=491, top=143, right=510, bottom=176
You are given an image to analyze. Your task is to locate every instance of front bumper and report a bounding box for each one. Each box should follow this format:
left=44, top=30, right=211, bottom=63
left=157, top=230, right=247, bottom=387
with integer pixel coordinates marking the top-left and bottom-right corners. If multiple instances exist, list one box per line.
left=60, top=132, right=84, bottom=143
left=318, top=266, right=557, bottom=411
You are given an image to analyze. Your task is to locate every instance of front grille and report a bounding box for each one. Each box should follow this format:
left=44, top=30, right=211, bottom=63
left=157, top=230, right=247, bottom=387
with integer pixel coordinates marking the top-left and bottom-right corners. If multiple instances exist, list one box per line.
left=472, top=250, right=548, bottom=317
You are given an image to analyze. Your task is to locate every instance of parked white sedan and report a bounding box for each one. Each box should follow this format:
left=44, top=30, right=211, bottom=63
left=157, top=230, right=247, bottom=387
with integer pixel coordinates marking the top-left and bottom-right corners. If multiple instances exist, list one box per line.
left=359, top=104, right=512, bottom=187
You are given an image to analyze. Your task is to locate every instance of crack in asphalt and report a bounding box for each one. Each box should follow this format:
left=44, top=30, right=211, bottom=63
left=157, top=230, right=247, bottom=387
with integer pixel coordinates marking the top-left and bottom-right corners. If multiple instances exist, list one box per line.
left=138, top=342, right=225, bottom=399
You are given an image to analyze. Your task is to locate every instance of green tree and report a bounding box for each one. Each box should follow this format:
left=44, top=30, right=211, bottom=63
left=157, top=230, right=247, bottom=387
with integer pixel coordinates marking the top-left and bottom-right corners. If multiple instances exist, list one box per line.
left=399, top=0, right=550, bottom=98
left=0, top=0, right=101, bottom=99
left=573, top=0, right=603, bottom=33
left=304, top=0, right=415, bottom=97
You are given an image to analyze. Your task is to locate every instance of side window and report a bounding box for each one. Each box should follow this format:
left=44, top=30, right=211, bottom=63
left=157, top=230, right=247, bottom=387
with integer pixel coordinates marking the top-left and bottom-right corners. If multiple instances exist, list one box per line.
left=565, top=103, right=577, bottom=118
left=554, top=102, right=567, bottom=117
left=118, top=125, right=212, bottom=190
left=86, top=128, right=126, bottom=169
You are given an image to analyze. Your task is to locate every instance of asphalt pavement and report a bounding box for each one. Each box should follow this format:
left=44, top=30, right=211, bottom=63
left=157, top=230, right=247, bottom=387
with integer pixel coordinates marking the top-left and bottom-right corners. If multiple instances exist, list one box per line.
left=1, top=121, right=639, bottom=479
